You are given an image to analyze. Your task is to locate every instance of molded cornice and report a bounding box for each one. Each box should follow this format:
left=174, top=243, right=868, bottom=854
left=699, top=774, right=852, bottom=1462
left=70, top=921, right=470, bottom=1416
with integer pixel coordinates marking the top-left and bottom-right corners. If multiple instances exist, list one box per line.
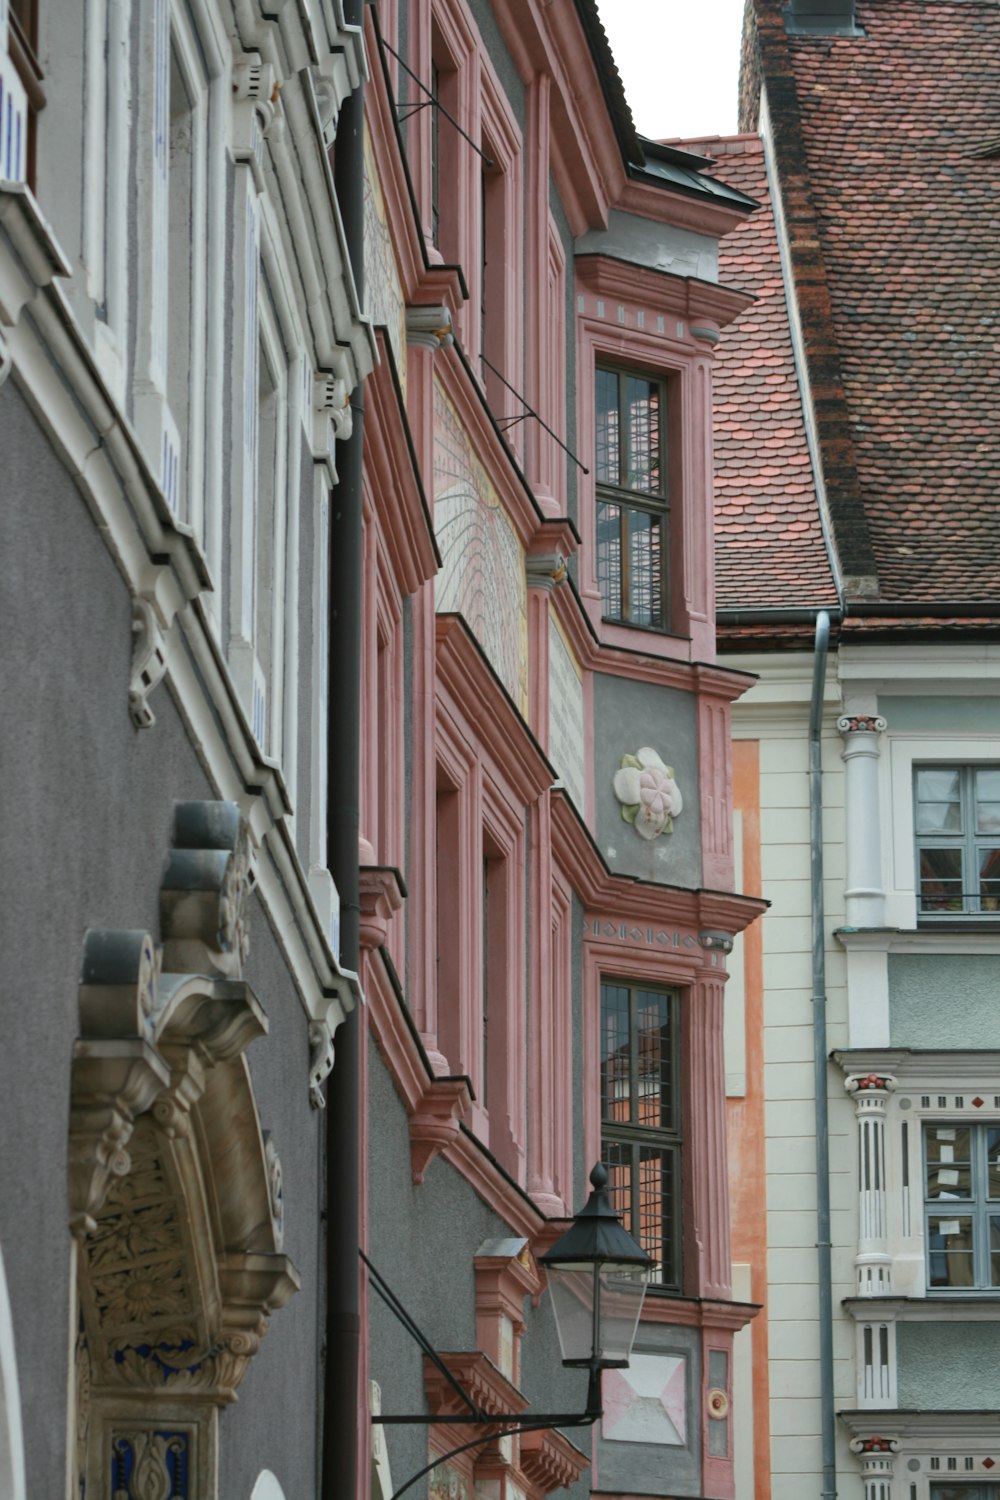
left=575, top=253, right=754, bottom=331
left=435, top=615, right=555, bottom=804
left=363, top=329, right=440, bottom=595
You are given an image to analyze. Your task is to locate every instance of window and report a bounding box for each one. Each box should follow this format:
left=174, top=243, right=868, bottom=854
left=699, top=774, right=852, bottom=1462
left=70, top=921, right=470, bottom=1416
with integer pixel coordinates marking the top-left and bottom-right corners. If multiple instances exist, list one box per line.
left=601, top=980, right=681, bottom=1291
left=931, top=1489, right=1000, bottom=1500
left=924, top=1123, right=1000, bottom=1290
left=595, top=366, right=669, bottom=629
left=914, top=766, right=1000, bottom=918
left=3, top=0, right=43, bottom=187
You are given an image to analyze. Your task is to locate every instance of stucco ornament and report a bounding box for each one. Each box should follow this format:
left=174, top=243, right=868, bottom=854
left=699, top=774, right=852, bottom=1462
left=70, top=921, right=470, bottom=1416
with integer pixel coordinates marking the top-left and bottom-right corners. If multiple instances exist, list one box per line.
left=613, top=748, right=683, bottom=841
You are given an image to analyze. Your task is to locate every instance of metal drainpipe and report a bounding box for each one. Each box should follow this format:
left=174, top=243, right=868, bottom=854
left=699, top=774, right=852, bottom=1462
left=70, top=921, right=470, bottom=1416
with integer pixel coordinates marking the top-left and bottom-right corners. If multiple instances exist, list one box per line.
left=809, top=609, right=837, bottom=1500
left=323, top=3, right=365, bottom=1494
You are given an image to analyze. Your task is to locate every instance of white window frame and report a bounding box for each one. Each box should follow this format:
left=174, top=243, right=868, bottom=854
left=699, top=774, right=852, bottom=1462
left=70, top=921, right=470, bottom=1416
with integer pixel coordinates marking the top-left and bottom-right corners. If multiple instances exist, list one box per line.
left=885, top=737, right=1000, bottom=930
left=228, top=188, right=304, bottom=787
left=923, top=1120, right=1000, bottom=1293
left=913, top=764, right=1000, bottom=924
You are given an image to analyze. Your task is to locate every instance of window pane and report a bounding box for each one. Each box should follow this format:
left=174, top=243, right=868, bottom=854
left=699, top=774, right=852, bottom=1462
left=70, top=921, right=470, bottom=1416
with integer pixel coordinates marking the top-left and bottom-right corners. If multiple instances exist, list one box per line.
left=976, top=769, right=1000, bottom=832
left=989, top=1130, right=1000, bottom=1200
left=604, top=1139, right=632, bottom=1230
left=927, top=1214, right=975, bottom=1287
left=915, top=768, right=962, bottom=832
left=919, top=847, right=965, bottom=912
left=979, top=846, right=1000, bottom=912
left=623, top=376, right=662, bottom=496
left=595, top=368, right=619, bottom=487
left=601, top=984, right=630, bottom=1124
left=635, top=989, right=674, bottom=1130
left=596, top=500, right=622, bottom=620
left=930, top=1489, right=988, bottom=1500
left=991, top=1217, right=1000, bottom=1288
left=638, top=1145, right=677, bottom=1288
left=926, top=1127, right=971, bottom=1198
left=625, top=508, right=664, bottom=629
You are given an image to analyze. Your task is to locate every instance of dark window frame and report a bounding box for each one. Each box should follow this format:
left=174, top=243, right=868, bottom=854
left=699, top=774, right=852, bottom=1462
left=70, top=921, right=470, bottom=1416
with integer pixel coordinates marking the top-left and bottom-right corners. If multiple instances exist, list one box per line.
left=600, top=978, right=682, bottom=1293
left=595, top=362, right=670, bottom=632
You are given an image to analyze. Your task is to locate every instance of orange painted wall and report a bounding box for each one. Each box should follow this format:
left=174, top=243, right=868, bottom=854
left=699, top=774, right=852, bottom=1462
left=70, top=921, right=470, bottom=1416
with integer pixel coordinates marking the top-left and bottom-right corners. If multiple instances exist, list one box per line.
left=727, top=739, right=771, bottom=1500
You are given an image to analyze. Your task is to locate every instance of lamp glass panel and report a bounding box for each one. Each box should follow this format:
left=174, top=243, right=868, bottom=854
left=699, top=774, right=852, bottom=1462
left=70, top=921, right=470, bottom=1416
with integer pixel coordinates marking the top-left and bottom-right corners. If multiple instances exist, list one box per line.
left=596, top=1263, right=648, bottom=1365
left=545, top=1261, right=647, bottom=1368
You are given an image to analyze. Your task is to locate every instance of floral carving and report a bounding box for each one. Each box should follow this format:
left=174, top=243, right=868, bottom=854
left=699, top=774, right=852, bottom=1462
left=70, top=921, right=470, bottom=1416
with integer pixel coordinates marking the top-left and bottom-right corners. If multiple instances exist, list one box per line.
left=613, top=748, right=683, bottom=841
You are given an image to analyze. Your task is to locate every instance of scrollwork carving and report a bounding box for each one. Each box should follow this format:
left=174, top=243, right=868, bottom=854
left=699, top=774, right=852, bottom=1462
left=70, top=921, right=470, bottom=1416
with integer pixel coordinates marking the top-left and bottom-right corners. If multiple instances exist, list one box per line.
left=128, top=600, right=168, bottom=729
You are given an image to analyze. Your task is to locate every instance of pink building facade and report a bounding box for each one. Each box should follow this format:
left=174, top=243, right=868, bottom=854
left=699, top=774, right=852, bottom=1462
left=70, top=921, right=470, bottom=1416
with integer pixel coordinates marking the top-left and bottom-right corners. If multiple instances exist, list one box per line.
left=357, top=5, right=765, bottom=1497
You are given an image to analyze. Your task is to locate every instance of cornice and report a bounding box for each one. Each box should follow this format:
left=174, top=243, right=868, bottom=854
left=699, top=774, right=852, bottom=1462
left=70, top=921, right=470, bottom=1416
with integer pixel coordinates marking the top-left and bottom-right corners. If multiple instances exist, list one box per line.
left=617, top=175, right=756, bottom=239
left=0, top=183, right=361, bottom=1045
left=435, top=615, right=555, bottom=804
left=434, top=344, right=549, bottom=551
left=363, top=9, right=466, bottom=314
left=363, top=328, right=441, bottom=595
left=640, top=1294, right=760, bottom=1333
left=834, top=1049, right=1000, bottom=1080
left=842, top=1296, right=1000, bottom=1325
left=550, top=792, right=767, bottom=936
left=836, top=927, right=1000, bottom=957
left=575, top=253, right=754, bottom=331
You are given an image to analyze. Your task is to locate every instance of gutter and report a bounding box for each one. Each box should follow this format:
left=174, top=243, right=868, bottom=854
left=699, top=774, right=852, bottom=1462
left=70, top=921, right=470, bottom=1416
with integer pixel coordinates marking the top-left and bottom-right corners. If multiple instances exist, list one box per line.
left=323, top=1, right=365, bottom=1492
left=808, top=610, right=837, bottom=1500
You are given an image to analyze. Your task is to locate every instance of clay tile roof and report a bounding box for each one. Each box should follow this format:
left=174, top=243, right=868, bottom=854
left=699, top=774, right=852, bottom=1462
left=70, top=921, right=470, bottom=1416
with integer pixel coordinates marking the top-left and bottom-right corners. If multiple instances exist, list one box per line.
left=780, top=0, right=1000, bottom=603
left=683, top=133, right=838, bottom=610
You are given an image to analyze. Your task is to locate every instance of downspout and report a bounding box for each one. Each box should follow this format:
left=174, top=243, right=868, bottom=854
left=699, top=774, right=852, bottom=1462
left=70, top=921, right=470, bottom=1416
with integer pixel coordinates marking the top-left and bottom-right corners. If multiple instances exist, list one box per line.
left=809, top=609, right=837, bottom=1500
left=323, top=3, right=365, bottom=1495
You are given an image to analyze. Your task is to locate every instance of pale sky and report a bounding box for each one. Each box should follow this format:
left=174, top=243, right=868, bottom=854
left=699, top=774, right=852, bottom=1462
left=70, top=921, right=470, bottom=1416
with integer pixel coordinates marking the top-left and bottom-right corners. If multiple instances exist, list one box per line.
left=595, top=0, right=747, bottom=143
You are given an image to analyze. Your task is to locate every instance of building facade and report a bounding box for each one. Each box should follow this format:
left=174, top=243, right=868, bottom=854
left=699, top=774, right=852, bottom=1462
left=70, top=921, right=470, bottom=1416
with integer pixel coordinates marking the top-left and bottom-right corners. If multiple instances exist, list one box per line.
left=707, top=3, right=1000, bottom=1496
left=0, top=1, right=768, bottom=1498
left=0, top=1, right=370, bottom=1496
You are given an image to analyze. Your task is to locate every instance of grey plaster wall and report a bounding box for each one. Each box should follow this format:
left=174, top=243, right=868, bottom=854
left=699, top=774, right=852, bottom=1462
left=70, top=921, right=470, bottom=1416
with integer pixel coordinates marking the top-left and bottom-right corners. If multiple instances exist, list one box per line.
left=576, top=210, right=719, bottom=284
left=879, top=695, right=1000, bottom=735
left=0, top=382, right=210, bottom=1495
left=889, top=955, right=1000, bottom=1049
left=366, top=1038, right=592, bottom=1499
left=218, top=900, right=325, bottom=1499
left=593, top=1321, right=702, bottom=1496
left=896, top=1321, right=1000, bottom=1409
left=0, top=381, right=324, bottom=1499
left=593, top=674, right=702, bottom=887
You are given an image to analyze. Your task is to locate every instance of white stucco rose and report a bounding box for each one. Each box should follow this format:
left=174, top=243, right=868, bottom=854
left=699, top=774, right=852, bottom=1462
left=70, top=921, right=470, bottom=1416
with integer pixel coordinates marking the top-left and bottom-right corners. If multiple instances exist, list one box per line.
left=613, top=749, right=683, bottom=840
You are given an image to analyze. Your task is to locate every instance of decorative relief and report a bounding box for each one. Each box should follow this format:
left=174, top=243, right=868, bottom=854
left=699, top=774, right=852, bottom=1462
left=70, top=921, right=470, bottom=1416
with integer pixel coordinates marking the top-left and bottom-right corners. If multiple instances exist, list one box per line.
left=838, top=714, right=887, bottom=735
left=308, top=1020, right=335, bottom=1110
left=70, top=798, right=300, bottom=1486
left=613, top=748, right=683, bottom=841
left=434, top=387, right=528, bottom=712
left=160, top=802, right=258, bottom=980
left=602, top=1353, right=686, bottom=1446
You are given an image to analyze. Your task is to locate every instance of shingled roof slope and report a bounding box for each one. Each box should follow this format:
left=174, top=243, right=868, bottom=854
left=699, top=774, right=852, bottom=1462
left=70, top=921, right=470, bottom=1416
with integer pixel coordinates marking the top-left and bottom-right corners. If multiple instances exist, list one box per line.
left=772, top=0, right=1000, bottom=604
left=683, top=134, right=838, bottom=610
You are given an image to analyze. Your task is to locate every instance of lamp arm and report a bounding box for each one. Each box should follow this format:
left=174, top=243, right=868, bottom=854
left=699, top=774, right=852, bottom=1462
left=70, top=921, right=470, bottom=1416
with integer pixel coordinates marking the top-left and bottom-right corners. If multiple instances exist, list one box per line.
left=386, top=1412, right=599, bottom=1500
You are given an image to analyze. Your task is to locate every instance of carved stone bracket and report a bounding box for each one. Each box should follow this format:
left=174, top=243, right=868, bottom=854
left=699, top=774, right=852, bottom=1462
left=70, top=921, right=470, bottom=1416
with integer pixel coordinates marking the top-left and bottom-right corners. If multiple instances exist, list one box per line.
left=525, top=552, right=567, bottom=591
left=160, top=802, right=258, bottom=979
left=359, top=865, right=407, bottom=952
left=405, top=304, right=454, bottom=352
left=519, top=1427, right=590, bottom=1499
left=409, top=1076, right=474, bottom=1185
left=128, top=599, right=168, bottom=729
left=308, top=1018, right=335, bottom=1110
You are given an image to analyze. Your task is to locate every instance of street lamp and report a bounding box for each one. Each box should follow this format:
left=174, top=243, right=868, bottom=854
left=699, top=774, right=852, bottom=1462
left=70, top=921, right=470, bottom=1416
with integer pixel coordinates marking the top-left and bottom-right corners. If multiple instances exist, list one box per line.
left=540, top=1161, right=652, bottom=1415
left=365, top=1161, right=651, bottom=1498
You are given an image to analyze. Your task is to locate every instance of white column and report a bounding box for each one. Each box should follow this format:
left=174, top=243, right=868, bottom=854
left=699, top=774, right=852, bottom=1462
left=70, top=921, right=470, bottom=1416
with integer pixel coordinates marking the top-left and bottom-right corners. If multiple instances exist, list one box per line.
left=838, top=713, right=888, bottom=928
left=850, top=1436, right=899, bottom=1500
left=846, top=1074, right=896, bottom=1295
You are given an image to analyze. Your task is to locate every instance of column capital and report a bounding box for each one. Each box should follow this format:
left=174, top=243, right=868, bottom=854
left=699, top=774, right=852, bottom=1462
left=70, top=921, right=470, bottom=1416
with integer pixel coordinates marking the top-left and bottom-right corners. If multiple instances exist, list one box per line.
left=838, top=713, right=887, bottom=737
left=846, top=1073, right=896, bottom=1101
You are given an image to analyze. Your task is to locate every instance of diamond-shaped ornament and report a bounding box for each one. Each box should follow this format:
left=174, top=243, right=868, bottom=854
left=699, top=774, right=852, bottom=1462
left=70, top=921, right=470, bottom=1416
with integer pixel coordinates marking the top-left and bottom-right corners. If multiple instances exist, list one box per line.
left=983, top=1459, right=995, bottom=1470
left=973, top=1097, right=985, bottom=1108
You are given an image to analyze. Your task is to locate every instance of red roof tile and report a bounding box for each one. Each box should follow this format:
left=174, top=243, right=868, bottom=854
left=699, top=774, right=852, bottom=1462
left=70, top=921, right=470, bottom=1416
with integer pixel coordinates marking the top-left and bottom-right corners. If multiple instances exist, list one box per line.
left=683, top=134, right=839, bottom=610
left=755, top=0, right=1000, bottom=604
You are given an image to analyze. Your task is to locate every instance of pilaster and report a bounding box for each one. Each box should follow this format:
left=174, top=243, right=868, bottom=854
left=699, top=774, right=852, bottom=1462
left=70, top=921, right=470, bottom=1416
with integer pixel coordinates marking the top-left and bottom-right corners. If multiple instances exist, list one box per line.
left=839, top=713, right=888, bottom=928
